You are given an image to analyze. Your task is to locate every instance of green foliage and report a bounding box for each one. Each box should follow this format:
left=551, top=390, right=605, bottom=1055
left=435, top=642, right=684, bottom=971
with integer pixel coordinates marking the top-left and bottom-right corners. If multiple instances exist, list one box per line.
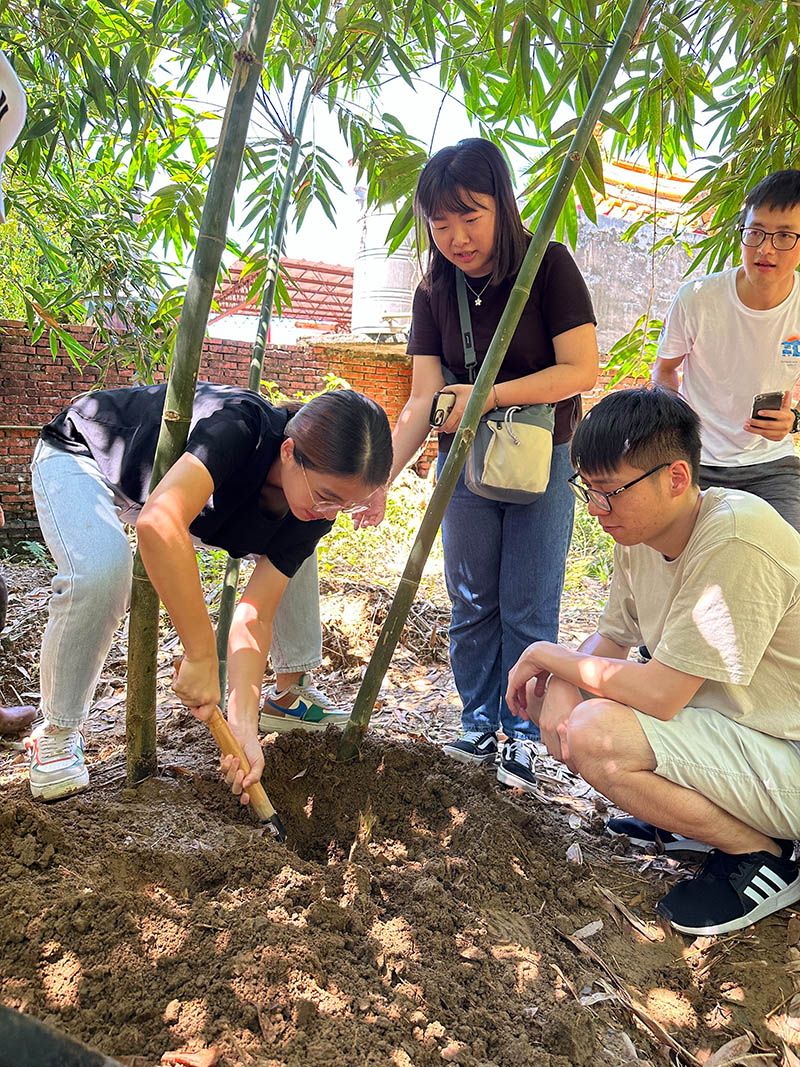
left=603, top=312, right=664, bottom=386
left=16, top=541, right=56, bottom=570
left=4, top=0, right=800, bottom=385
left=317, top=469, right=445, bottom=598
left=564, top=505, right=614, bottom=594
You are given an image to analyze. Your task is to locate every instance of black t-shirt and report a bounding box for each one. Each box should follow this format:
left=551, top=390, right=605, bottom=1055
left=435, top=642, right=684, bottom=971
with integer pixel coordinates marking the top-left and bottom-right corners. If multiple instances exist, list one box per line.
left=406, top=241, right=596, bottom=446
left=40, top=382, right=332, bottom=575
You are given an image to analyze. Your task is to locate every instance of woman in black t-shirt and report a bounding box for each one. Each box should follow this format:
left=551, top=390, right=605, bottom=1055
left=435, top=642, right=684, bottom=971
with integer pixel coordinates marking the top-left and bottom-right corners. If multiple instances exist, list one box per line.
left=362, top=138, right=598, bottom=789
left=28, top=385, right=391, bottom=804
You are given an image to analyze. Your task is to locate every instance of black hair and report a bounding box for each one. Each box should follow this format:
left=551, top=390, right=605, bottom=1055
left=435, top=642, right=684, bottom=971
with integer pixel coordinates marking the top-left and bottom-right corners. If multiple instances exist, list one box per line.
left=743, top=170, right=800, bottom=216
left=570, top=387, right=701, bottom=484
left=285, top=389, right=392, bottom=487
left=413, top=138, right=528, bottom=291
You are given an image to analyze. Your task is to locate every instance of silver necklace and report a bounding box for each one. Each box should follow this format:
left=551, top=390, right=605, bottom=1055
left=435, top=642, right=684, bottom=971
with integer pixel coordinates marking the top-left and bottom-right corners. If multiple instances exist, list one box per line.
left=464, top=276, right=492, bottom=306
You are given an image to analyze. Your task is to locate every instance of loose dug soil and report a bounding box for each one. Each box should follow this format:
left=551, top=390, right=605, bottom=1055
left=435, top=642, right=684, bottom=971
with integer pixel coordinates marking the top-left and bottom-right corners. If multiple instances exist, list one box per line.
left=1, top=725, right=798, bottom=1067
left=1, top=563, right=799, bottom=1066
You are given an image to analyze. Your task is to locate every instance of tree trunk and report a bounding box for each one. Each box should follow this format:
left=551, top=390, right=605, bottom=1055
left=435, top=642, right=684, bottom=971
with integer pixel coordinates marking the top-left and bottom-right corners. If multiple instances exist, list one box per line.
left=125, top=0, right=280, bottom=784
left=216, top=16, right=330, bottom=704
left=337, top=0, right=652, bottom=762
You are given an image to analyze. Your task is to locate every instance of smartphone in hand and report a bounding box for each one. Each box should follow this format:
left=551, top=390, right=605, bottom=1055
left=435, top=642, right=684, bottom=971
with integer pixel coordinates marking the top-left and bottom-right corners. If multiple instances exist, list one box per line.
left=429, top=391, right=456, bottom=428
left=751, top=391, right=784, bottom=420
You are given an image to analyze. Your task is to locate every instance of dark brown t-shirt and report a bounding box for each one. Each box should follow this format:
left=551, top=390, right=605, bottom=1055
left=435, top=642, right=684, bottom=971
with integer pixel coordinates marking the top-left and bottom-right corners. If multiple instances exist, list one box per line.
left=406, top=241, right=596, bottom=446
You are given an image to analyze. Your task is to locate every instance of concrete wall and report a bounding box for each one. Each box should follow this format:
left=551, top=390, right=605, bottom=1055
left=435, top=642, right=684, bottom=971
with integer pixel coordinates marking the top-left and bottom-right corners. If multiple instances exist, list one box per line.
left=572, top=213, right=704, bottom=355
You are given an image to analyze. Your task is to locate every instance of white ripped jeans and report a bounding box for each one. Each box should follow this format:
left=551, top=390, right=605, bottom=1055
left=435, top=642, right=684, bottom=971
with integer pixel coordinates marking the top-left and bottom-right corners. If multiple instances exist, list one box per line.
left=31, top=441, right=322, bottom=729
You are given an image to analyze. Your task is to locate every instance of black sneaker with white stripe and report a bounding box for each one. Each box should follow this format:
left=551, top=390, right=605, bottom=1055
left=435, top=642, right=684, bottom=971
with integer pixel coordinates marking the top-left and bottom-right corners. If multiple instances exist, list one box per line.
left=606, top=816, right=712, bottom=855
left=442, top=730, right=498, bottom=765
left=657, top=843, right=800, bottom=936
left=496, top=738, right=537, bottom=794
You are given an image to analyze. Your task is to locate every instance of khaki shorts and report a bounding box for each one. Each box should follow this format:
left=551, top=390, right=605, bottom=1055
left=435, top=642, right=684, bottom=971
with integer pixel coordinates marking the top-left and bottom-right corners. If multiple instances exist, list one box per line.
left=633, top=705, right=800, bottom=841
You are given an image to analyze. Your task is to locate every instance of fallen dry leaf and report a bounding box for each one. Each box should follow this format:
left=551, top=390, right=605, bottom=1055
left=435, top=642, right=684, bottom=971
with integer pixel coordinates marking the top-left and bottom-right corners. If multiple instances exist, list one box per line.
left=704, top=1035, right=752, bottom=1066
left=573, top=918, right=603, bottom=940
left=566, top=842, right=583, bottom=865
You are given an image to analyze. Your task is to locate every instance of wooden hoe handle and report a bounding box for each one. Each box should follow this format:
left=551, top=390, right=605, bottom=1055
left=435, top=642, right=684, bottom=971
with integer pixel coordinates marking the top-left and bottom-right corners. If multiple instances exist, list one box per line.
left=206, top=707, right=286, bottom=841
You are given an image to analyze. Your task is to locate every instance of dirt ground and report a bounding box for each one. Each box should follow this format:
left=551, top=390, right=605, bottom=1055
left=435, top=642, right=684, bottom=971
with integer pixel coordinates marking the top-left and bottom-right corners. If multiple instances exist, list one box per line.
left=1, top=561, right=800, bottom=1067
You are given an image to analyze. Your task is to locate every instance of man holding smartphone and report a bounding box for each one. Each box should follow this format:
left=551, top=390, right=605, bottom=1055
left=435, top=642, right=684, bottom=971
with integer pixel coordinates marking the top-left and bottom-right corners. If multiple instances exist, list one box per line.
left=652, top=169, right=800, bottom=531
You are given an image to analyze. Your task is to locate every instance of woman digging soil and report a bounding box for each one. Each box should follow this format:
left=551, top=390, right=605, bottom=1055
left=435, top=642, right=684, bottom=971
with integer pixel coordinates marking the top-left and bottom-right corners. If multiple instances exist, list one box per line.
left=25, top=383, right=391, bottom=804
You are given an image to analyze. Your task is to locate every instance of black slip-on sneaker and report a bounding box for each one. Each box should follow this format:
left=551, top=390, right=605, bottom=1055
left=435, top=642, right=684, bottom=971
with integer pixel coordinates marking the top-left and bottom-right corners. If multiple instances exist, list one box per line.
left=496, top=738, right=537, bottom=794
left=442, top=730, right=498, bottom=765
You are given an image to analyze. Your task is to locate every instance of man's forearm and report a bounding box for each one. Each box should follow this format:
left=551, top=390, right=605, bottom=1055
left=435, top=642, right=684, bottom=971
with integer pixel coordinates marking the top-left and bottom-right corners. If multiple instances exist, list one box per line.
left=534, top=642, right=683, bottom=720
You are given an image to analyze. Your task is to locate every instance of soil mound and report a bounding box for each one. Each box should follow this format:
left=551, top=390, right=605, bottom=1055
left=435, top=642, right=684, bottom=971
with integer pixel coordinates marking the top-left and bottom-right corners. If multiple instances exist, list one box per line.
left=1, top=727, right=793, bottom=1066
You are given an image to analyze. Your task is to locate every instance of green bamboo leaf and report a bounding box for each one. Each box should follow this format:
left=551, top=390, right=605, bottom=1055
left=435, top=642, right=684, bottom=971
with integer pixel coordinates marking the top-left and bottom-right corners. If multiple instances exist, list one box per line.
left=583, top=136, right=604, bottom=192
left=127, top=80, right=141, bottom=139
left=518, top=18, right=531, bottom=100
left=23, top=113, right=60, bottom=140
left=573, top=166, right=596, bottom=225
left=492, top=0, right=506, bottom=62
left=385, top=198, right=414, bottom=252
left=506, top=16, right=524, bottom=76
left=659, top=34, right=683, bottom=87
left=526, top=2, right=561, bottom=52
left=598, top=108, right=628, bottom=134
left=563, top=188, right=578, bottom=248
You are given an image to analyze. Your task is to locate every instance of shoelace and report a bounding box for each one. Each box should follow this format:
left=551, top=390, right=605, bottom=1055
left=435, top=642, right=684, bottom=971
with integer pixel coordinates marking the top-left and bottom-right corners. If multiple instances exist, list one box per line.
left=30, top=729, right=82, bottom=758
left=504, top=739, right=536, bottom=769
left=291, top=681, right=336, bottom=709
left=461, top=730, right=492, bottom=743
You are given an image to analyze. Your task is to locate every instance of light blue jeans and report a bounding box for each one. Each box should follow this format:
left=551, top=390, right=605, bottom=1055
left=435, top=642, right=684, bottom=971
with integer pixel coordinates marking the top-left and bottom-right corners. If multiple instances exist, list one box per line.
left=31, top=441, right=322, bottom=728
left=438, top=442, right=575, bottom=741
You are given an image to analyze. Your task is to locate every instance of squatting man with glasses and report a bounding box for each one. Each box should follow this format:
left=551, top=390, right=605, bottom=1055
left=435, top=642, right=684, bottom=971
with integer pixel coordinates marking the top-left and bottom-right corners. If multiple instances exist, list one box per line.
left=506, top=387, right=800, bottom=936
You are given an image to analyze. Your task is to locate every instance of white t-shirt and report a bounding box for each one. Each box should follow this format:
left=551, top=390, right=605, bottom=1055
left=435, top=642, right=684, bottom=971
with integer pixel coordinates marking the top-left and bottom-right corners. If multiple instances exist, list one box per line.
left=598, top=487, right=800, bottom=738
left=657, top=267, right=800, bottom=466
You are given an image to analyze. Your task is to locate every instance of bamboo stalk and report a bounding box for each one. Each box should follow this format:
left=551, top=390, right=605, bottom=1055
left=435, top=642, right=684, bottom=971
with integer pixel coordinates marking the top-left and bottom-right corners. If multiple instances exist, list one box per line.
left=125, top=0, right=280, bottom=784
left=337, top=0, right=652, bottom=761
left=216, top=15, right=330, bottom=703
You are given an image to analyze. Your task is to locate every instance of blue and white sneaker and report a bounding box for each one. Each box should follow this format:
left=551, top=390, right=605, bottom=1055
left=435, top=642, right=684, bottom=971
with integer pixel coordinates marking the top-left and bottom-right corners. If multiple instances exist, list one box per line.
left=606, top=816, right=712, bottom=855
left=442, top=730, right=499, bottom=765
left=27, top=722, right=89, bottom=801
left=258, top=673, right=349, bottom=733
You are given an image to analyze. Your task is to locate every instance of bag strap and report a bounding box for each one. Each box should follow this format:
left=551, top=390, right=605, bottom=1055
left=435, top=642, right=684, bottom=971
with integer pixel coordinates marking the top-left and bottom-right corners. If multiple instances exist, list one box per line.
left=455, top=269, right=477, bottom=384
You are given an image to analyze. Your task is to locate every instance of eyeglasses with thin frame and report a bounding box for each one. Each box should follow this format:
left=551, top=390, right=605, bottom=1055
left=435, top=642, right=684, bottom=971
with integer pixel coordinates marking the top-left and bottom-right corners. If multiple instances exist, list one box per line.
left=739, top=226, right=800, bottom=251
left=568, top=463, right=670, bottom=513
left=297, top=456, right=371, bottom=517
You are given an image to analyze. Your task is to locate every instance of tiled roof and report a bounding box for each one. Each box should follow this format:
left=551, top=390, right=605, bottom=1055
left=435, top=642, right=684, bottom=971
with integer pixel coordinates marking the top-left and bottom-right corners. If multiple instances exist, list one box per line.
left=593, top=159, right=707, bottom=231
left=212, top=259, right=353, bottom=329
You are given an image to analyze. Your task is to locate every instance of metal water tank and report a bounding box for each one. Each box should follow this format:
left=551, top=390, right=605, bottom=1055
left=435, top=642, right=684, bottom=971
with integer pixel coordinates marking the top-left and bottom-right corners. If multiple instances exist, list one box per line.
left=351, top=207, right=418, bottom=337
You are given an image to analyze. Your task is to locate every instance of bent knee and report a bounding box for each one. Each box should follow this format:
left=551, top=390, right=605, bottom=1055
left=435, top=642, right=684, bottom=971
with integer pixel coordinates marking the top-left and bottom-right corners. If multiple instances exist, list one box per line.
left=566, top=699, right=657, bottom=778
left=565, top=699, right=635, bottom=769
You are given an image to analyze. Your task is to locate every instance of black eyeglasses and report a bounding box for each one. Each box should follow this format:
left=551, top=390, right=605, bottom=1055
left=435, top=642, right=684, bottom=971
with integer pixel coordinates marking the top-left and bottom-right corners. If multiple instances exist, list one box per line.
left=568, top=463, right=669, bottom=513
left=739, top=226, right=800, bottom=251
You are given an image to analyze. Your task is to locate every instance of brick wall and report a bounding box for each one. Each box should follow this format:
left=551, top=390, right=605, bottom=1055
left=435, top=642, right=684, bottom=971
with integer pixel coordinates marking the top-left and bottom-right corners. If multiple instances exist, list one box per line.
left=0, top=321, right=424, bottom=548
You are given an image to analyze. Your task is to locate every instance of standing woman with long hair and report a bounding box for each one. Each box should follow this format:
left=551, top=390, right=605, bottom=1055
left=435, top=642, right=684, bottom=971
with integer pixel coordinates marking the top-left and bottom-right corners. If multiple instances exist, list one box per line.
left=362, top=138, right=598, bottom=790
left=27, top=383, right=392, bottom=803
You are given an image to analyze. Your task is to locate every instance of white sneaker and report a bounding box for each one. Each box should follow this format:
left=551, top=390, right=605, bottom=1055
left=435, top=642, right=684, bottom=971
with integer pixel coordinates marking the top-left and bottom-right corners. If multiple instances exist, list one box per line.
left=27, top=723, right=89, bottom=801
left=259, top=673, right=349, bottom=733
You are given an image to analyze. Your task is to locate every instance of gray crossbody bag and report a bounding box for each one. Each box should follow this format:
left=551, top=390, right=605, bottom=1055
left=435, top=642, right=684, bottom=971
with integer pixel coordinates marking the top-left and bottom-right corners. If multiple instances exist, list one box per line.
left=453, top=268, right=554, bottom=503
